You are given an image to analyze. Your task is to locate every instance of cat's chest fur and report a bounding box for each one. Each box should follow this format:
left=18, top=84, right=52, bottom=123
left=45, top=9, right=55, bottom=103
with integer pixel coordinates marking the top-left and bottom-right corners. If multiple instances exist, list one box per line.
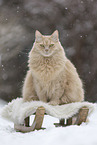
left=29, top=52, right=66, bottom=102
left=30, top=54, right=65, bottom=81
left=33, top=71, right=66, bottom=102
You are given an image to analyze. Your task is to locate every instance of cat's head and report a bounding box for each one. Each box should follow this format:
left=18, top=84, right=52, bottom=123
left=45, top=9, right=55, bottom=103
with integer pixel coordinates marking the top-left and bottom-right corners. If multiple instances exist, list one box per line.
left=33, top=30, right=62, bottom=57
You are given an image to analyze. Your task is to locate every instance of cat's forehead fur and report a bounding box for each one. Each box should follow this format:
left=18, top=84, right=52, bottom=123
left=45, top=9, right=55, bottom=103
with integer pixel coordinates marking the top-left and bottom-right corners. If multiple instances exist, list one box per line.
left=40, top=36, right=54, bottom=45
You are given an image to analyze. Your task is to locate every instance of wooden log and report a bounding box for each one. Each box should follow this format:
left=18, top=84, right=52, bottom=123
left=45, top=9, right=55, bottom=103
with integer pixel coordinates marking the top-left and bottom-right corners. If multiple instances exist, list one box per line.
left=54, top=119, right=66, bottom=127
left=14, top=124, right=35, bottom=133
left=66, top=118, right=72, bottom=126
left=72, top=116, right=77, bottom=125
left=24, top=116, right=30, bottom=127
left=60, top=119, right=65, bottom=126
left=54, top=107, right=89, bottom=127
left=74, top=106, right=89, bottom=125
left=14, top=106, right=45, bottom=133
left=32, top=106, right=45, bottom=130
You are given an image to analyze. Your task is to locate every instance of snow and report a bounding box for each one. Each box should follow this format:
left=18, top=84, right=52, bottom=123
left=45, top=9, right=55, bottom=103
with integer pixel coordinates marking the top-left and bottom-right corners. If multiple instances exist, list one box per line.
left=0, top=99, right=97, bottom=145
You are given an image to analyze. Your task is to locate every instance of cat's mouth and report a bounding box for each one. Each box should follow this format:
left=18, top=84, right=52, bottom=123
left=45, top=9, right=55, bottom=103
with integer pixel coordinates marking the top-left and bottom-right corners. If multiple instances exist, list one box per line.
left=40, top=51, right=54, bottom=57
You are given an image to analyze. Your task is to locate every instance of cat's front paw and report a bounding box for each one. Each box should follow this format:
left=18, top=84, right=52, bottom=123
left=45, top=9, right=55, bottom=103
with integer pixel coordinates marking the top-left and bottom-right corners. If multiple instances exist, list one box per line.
left=48, top=101, right=59, bottom=106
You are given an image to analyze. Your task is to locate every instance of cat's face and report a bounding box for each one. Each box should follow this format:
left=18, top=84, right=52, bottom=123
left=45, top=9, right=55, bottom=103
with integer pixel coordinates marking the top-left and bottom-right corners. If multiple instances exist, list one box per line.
left=34, top=30, right=61, bottom=57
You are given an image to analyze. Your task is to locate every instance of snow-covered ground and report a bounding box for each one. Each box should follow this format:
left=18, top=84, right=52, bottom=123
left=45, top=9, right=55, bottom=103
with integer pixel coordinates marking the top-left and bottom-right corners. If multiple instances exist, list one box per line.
left=0, top=99, right=97, bottom=145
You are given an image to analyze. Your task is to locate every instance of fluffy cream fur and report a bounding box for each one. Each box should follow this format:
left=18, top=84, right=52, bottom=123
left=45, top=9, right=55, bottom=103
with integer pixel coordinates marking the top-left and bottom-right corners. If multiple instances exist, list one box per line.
left=22, top=30, right=84, bottom=105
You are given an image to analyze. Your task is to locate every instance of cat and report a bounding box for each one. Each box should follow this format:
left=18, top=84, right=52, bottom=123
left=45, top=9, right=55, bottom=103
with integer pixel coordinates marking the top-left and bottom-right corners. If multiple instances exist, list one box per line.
left=22, top=30, right=84, bottom=105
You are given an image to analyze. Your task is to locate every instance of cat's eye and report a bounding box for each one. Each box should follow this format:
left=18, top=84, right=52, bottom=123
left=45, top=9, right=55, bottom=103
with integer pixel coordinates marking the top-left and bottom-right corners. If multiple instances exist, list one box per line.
left=49, top=44, right=54, bottom=47
left=40, top=44, right=45, bottom=47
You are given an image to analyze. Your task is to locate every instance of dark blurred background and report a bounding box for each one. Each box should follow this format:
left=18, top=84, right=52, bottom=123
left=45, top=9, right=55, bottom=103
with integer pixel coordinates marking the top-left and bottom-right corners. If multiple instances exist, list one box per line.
left=0, top=0, right=97, bottom=102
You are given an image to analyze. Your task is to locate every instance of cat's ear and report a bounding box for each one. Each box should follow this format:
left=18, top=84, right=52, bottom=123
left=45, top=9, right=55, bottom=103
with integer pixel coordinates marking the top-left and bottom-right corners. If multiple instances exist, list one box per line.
left=35, top=30, right=42, bottom=42
left=51, top=30, right=59, bottom=42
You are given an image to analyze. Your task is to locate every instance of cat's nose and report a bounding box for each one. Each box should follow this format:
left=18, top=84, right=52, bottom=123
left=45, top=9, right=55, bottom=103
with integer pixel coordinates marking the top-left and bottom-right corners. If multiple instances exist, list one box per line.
left=45, top=47, right=49, bottom=52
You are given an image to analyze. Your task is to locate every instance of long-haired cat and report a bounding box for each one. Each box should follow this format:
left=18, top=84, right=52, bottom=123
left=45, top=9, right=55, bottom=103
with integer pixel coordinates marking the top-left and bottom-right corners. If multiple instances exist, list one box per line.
left=22, top=30, right=84, bottom=105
